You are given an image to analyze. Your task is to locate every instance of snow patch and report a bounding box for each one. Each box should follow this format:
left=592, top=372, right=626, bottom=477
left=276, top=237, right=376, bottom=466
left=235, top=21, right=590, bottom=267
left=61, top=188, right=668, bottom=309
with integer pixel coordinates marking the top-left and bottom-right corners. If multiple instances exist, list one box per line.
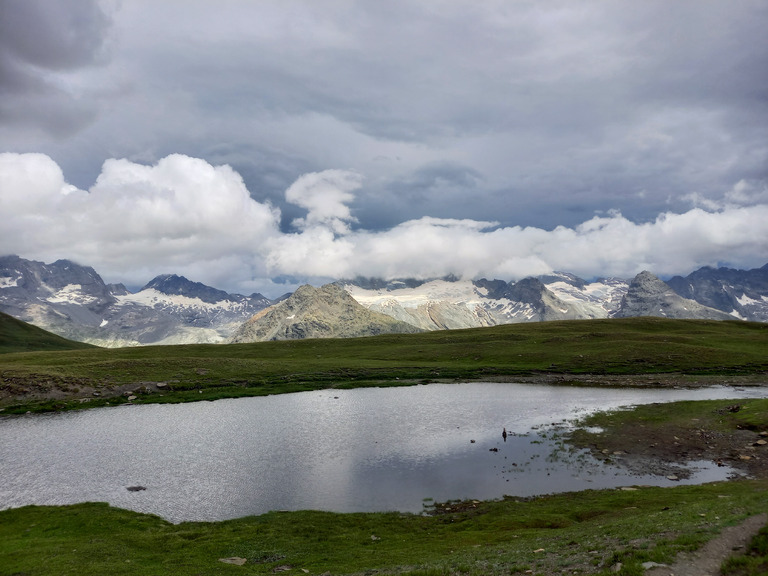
left=737, top=293, right=762, bottom=306
left=346, top=279, right=483, bottom=311
left=730, top=309, right=746, bottom=320
left=117, top=288, right=244, bottom=312
left=0, top=275, right=21, bottom=289
left=47, top=284, right=99, bottom=305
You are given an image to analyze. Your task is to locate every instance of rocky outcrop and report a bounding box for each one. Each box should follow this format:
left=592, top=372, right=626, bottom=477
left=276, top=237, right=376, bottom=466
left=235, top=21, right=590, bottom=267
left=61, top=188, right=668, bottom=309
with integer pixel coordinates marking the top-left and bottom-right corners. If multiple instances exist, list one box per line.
left=615, top=271, right=734, bottom=320
left=230, top=283, right=422, bottom=342
left=666, top=264, right=768, bottom=321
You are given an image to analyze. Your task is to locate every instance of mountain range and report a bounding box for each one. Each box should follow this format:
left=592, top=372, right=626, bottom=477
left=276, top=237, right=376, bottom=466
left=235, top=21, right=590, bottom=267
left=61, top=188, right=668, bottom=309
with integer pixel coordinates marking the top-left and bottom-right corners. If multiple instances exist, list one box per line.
left=0, top=255, right=275, bottom=346
left=1, top=255, right=766, bottom=346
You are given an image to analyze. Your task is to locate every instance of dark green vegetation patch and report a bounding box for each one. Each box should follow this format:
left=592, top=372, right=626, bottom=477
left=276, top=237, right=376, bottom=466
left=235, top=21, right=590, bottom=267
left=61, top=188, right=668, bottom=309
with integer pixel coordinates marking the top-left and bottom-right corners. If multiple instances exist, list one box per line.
left=0, top=310, right=96, bottom=354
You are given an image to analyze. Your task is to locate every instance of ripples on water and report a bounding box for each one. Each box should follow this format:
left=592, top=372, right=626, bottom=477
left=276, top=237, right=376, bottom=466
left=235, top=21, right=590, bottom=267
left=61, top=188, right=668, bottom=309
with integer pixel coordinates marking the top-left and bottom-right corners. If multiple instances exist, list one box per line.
left=0, top=383, right=765, bottom=522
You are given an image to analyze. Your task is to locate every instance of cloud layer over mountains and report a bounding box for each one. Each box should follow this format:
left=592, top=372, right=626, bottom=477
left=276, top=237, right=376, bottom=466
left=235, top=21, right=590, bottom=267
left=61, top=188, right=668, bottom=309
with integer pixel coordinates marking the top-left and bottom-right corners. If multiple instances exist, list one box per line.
left=2, top=152, right=766, bottom=297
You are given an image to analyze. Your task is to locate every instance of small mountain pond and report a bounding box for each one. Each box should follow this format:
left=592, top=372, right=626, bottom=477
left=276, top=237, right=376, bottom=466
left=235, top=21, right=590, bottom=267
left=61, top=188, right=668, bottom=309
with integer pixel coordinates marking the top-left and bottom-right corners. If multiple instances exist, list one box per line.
left=1, top=382, right=766, bottom=523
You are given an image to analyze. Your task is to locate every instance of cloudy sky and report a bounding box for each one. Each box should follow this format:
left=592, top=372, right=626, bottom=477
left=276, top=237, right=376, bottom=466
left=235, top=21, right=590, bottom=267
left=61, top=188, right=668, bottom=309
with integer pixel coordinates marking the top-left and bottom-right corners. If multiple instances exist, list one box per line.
left=1, top=0, right=767, bottom=297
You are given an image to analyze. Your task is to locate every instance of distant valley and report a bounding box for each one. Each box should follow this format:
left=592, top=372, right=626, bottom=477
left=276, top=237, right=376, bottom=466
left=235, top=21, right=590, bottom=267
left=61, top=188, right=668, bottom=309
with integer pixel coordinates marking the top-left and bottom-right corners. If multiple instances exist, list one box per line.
left=1, top=254, right=766, bottom=346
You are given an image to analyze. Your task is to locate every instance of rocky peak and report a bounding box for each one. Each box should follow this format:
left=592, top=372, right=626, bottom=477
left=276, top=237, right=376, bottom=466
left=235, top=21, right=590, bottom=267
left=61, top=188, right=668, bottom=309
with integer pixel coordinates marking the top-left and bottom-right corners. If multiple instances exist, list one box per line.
left=141, top=274, right=234, bottom=304
left=506, top=277, right=551, bottom=305
left=0, top=255, right=115, bottom=308
left=616, top=271, right=733, bottom=320
left=666, top=264, right=768, bottom=321
left=230, top=283, right=422, bottom=342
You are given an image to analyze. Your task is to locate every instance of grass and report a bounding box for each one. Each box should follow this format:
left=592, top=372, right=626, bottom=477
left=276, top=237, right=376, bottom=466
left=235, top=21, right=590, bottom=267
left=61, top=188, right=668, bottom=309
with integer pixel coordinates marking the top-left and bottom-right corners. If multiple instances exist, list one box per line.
left=2, top=317, right=768, bottom=413
left=1, top=480, right=766, bottom=575
left=722, top=524, right=768, bottom=575
left=568, top=398, right=768, bottom=446
left=0, top=310, right=95, bottom=354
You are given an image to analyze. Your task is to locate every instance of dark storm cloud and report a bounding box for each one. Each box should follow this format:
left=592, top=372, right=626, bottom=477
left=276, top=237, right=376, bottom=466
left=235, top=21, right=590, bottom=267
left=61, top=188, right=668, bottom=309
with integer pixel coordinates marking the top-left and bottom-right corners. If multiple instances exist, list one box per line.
left=0, top=0, right=112, bottom=137
left=0, top=0, right=110, bottom=69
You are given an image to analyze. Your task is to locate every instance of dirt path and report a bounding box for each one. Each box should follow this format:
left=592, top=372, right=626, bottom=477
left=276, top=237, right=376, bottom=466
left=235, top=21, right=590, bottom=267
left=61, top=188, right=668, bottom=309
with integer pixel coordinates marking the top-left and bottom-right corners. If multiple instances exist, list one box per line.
left=644, top=513, right=766, bottom=576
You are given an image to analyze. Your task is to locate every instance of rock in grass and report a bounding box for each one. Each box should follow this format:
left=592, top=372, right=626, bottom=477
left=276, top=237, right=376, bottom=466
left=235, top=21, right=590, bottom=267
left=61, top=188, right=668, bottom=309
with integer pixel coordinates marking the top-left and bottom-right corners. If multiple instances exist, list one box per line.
left=219, top=557, right=247, bottom=565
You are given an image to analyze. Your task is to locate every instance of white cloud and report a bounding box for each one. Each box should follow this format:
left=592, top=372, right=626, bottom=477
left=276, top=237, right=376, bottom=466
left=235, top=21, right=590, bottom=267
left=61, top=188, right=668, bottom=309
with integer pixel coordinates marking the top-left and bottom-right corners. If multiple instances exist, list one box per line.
left=724, top=179, right=768, bottom=207
left=285, top=169, right=362, bottom=234
left=3, top=1, right=767, bottom=239
left=0, top=153, right=281, bottom=291
left=2, top=154, right=767, bottom=297
left=270, top=171, right=768, bottom=283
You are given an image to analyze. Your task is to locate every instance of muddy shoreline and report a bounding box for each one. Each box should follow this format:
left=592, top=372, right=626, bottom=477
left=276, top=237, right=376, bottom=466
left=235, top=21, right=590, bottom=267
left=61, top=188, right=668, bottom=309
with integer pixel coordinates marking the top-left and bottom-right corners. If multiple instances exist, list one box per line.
left=2, top=371, right=767, bottom=409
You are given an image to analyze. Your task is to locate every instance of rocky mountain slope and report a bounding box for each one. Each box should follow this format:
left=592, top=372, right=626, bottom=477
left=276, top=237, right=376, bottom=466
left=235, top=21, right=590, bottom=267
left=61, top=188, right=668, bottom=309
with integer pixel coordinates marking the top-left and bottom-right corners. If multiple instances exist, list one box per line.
left=344, top=274, right=630, bottom=330
left=2, top=255, right=766, bottom=345
left=614, top=271, right=734, bottom=320
left=0, top=256, right=273, bottom=346
left=230, top=283, right=422, bottom=342
left=666, top=264, right=768, bottom=321
left=344, top=269, right=741, bottom=331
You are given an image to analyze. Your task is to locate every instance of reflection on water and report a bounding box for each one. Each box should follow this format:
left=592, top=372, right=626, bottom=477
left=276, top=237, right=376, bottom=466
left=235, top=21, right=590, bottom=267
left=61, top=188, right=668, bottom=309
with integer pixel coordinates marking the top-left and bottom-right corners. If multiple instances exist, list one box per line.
left=0, top=383, right=765, bottom=522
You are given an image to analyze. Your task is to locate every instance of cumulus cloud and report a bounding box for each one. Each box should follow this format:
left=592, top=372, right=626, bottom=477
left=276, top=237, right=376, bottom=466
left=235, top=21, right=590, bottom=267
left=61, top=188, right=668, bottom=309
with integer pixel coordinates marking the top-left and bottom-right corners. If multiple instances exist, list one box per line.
left=268, top=168, right=768, bottom=285
left=2, top=154, right=767, bottom=297
left=284, top=169, right=362, bottom=234
left=0, top=153, right=280, bottom=291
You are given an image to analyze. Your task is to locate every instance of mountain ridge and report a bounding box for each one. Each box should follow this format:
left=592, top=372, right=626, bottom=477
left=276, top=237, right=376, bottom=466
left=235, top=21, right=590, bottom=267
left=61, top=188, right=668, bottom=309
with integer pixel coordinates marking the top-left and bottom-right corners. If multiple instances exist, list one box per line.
left=614, top=271, right=734, bottom=320
left=2, top=255, right=767, bottom=345
left=0, top=256, right=275, bottom=347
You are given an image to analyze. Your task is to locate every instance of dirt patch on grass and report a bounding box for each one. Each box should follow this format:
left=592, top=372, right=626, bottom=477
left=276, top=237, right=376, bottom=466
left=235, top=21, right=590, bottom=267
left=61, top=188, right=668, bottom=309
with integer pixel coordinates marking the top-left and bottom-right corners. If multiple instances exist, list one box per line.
left=0, top=373, right=173, bottom=411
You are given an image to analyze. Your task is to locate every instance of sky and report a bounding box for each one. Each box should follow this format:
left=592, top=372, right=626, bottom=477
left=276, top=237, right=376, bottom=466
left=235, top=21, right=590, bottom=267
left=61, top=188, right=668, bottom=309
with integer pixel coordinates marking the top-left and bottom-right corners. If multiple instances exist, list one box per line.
left=1, top=0, right=767, bottom=298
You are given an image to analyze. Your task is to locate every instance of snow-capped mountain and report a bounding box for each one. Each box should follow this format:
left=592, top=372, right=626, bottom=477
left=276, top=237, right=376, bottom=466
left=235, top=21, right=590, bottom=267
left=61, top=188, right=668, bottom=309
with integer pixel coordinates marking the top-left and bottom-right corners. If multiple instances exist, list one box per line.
left=666, top=264, right=768, bottom=321
left=2, top=255, right=767, bottom=346
left=342, top=274, right=631, bottom=329
left=342, top=267, right=756, bottom=331
left=0, top=256, right=274, bottom=346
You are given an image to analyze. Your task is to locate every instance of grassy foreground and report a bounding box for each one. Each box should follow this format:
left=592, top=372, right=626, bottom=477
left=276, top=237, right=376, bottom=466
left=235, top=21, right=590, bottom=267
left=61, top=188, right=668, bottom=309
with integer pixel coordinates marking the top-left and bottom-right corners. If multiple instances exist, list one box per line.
left=2, top=317, right=767, bottom=413
left=1, top=480, right=766, bottom=576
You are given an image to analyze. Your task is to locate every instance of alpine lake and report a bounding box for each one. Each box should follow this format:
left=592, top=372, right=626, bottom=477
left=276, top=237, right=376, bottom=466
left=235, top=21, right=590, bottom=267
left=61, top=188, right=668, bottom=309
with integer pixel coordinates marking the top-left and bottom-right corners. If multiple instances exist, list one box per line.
left=2, top=382, right=766, bottom=523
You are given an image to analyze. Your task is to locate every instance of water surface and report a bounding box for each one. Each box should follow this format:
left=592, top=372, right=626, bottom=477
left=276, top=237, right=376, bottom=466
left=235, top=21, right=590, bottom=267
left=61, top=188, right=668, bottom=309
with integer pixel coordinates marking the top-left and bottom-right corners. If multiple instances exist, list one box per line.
left=1, top=382, right=764, bottom=522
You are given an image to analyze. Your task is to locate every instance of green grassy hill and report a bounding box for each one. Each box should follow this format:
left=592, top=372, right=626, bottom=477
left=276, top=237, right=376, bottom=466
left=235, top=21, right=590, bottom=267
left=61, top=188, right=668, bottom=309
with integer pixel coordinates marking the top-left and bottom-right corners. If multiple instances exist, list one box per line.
left=0, top=310, right=96, bottom=354
left=1, top=317, right=766, bottom=412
